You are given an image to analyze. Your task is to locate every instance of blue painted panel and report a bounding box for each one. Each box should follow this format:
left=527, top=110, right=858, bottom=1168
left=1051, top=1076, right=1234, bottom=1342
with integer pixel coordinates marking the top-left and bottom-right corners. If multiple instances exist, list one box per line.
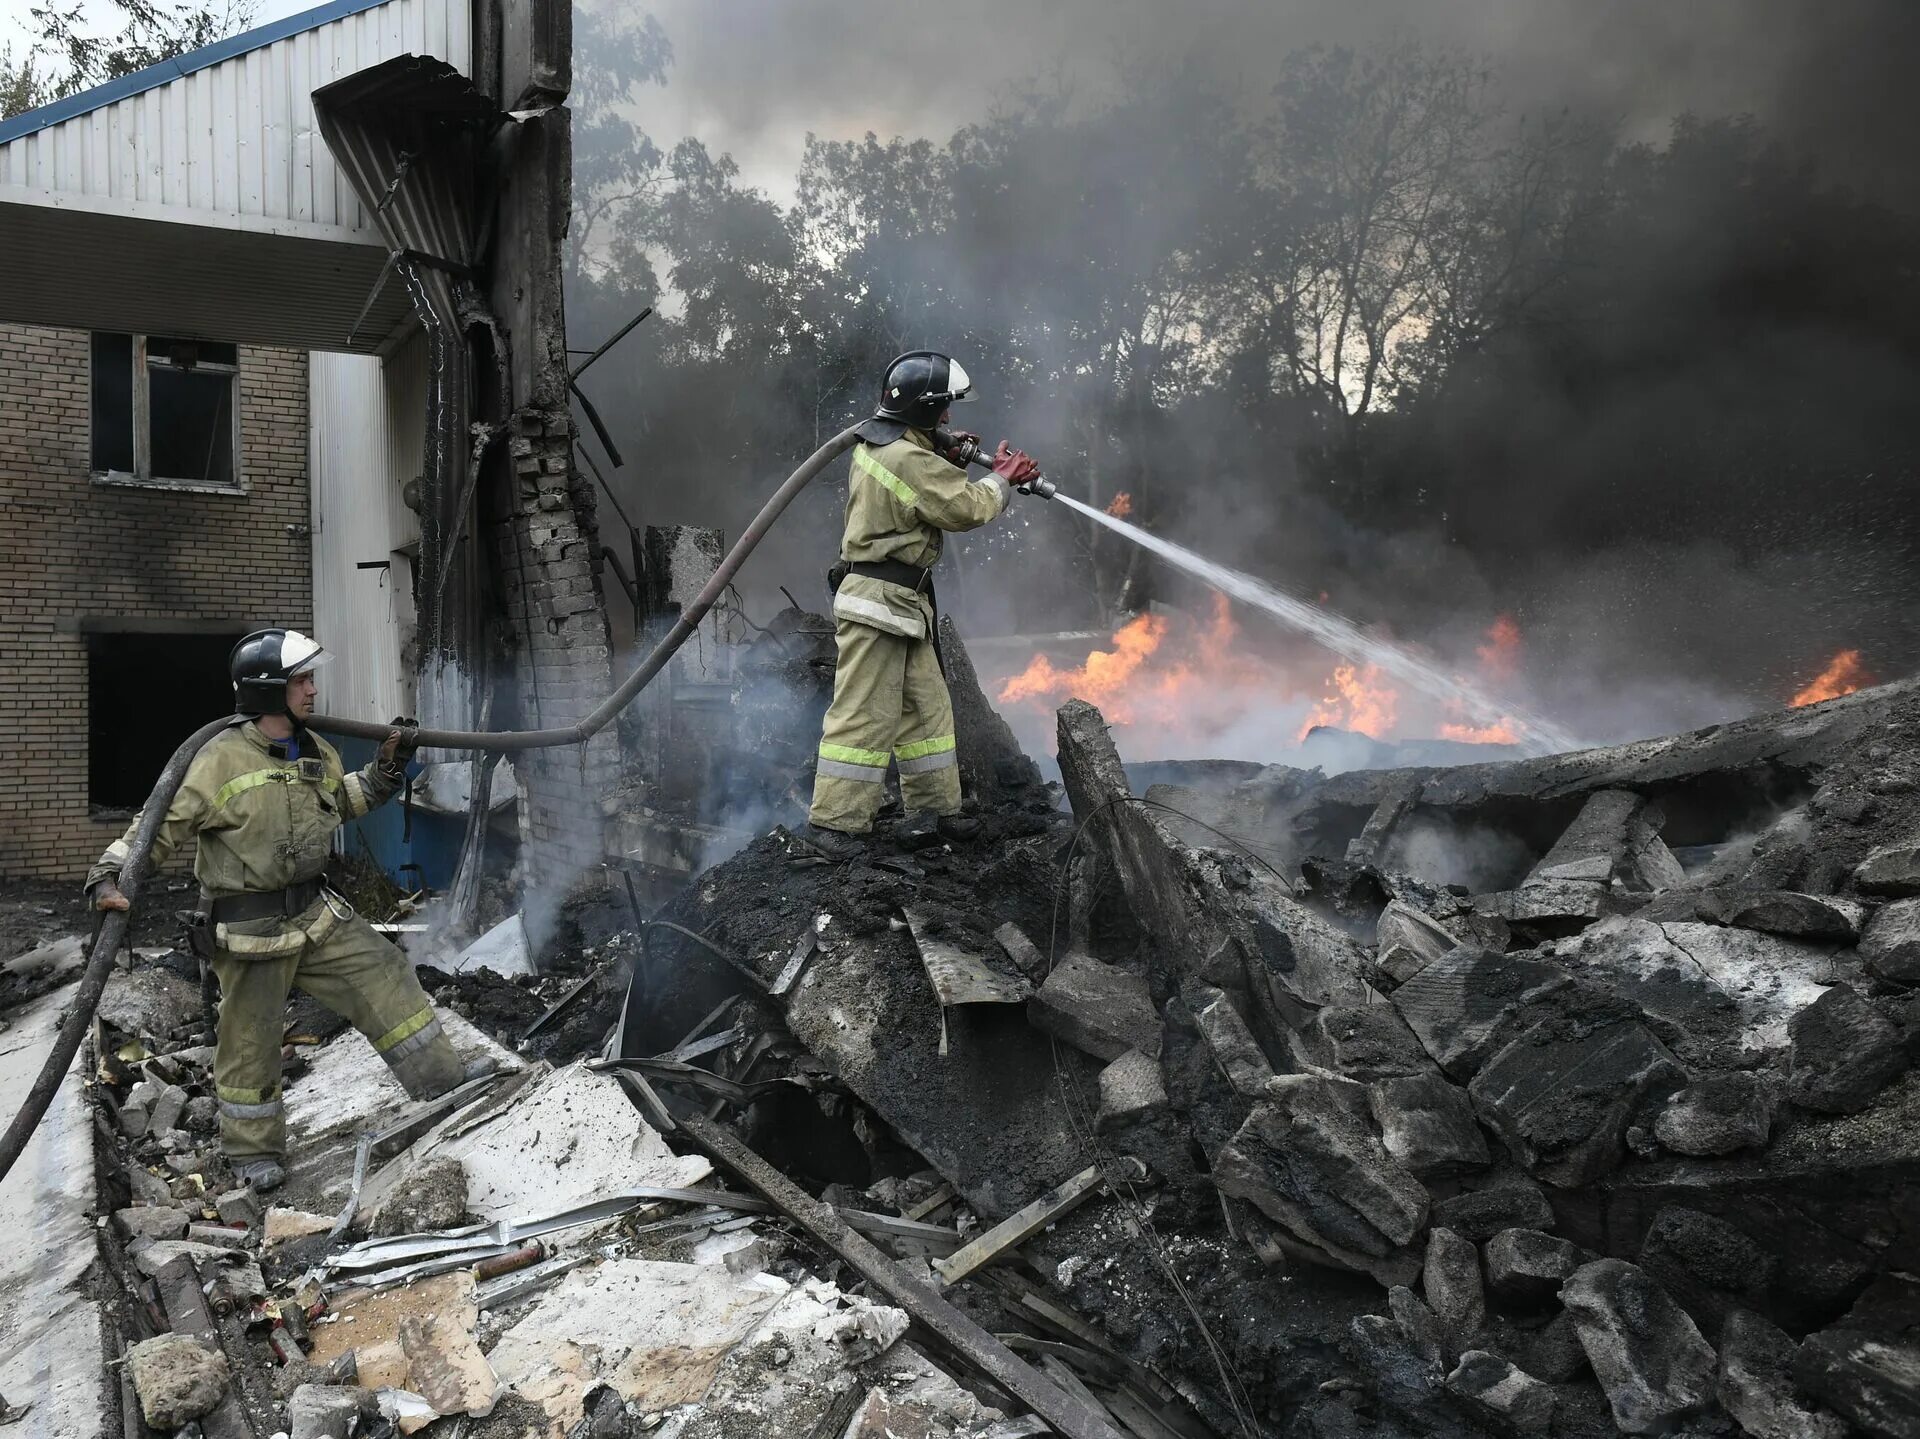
left=333, top=736, right=466, bottom=891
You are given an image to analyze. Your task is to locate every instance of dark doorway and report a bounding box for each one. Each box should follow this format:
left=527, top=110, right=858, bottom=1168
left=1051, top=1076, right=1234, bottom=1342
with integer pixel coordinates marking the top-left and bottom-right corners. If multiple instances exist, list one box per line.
left=88, top=631, right=247, bottom=811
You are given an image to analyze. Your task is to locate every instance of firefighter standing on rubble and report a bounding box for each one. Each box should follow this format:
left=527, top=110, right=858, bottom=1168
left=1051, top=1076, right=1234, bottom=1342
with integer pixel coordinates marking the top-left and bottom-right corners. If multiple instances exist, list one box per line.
left=804, top=352, right=1039, bottom=856
left=87, top=630, right=489, bottom=1191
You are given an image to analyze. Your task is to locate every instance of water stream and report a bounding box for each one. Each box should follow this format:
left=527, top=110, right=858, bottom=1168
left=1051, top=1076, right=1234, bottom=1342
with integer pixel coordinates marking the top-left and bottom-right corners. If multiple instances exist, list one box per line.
left=1051, top=492, right=1584, bottom=755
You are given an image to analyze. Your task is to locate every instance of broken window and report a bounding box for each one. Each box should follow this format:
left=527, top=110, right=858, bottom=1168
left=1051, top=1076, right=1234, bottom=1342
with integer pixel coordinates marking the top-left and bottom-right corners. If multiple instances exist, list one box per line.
left=88, top=631, right=247, bottom=812
left=89, top=333, right=240, bottom=488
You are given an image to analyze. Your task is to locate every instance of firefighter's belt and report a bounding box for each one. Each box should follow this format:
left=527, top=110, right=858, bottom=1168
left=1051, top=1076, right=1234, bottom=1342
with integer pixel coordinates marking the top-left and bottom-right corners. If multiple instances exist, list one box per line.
left=847, top=559, right=935, bottom=596
left=208, top=879, right=324, bottom=923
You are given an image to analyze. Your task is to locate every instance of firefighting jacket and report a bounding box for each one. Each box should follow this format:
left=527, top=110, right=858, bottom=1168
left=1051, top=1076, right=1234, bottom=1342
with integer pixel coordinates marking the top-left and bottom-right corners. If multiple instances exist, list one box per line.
left=87, top=720, right=401, bottom=956
left=833, top=427, right=1010, bottom=640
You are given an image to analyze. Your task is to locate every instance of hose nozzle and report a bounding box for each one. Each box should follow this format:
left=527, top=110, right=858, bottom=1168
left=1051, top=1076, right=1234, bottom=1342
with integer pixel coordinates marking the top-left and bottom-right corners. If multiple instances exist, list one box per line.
left=936, top=428, right=1056, bottom=500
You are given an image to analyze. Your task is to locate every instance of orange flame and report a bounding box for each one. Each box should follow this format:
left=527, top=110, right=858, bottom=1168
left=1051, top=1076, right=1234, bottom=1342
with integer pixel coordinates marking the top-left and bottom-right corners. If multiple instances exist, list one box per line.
left=996, top=595, right=1244, bottom=727
left=1477, top=615, right=1522, bottom=683
left=1439, top=716, right=1522, bottom=744
left=1791, top=649, right=1872, bottom=707
left=998, top=612, right=1170, bottom=711
left=1297, top=663, right=1399, bottom=742
left=1105, top=492, right=1133, bottom=518
left=993, top=604, right=1537, bottom=757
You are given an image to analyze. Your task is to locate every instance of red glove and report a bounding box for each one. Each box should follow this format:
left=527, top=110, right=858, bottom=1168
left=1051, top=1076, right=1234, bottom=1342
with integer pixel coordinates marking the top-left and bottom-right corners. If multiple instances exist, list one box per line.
left=991, top=442, right=1040, bottom=488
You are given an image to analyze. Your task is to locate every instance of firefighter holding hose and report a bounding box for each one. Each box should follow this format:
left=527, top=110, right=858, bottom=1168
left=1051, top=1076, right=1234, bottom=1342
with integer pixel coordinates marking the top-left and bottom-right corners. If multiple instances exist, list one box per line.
left=87, top=630, right=490, bottom=1191
left=803, top=352, right=1039, bottom=857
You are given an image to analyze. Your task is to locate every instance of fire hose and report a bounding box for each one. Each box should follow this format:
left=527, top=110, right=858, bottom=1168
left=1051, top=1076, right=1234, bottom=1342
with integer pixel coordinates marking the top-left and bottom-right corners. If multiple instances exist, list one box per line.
left=0, top=419, right=1062, bottom=1182
left=0, top=422, right=1058, bottom=1183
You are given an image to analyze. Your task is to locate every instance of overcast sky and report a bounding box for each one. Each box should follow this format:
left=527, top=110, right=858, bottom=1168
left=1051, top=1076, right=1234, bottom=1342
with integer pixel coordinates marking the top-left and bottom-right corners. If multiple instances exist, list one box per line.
left=7, top=0, right=1914, bottom=210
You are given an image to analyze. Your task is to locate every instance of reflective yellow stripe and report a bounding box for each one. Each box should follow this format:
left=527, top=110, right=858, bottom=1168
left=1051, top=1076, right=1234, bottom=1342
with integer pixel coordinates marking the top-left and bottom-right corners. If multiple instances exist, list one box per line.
left=217, top=1082, right=277, bottom=1104
left=853, top=445, right=918, bottom=506
left=372, top=1006, right=436, bottom=1055
left=212, top=768, right=289, bottom=810
left=340, top=772, right=369, bottom=818
left=216, top=924, right=307, bottom=955
left=212, top=767, right=341, bottom=811
left=820, top=741, right=892, bottom=768
left=895, top=735, right=956, bottom=761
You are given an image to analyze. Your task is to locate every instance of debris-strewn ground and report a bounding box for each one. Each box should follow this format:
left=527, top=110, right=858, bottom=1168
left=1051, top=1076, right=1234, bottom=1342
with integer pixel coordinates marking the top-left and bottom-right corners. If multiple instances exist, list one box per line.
left=16, top=672, right=1920, bottom=1438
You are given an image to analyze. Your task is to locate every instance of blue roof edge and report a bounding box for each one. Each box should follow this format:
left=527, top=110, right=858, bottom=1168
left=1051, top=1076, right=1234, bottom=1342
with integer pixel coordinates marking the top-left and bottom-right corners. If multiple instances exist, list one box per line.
left=0, top=0, right=399, bottom=147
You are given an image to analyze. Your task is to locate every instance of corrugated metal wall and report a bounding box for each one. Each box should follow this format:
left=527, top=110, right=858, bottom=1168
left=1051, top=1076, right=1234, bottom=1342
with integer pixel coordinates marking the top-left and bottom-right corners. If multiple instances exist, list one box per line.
left=0, top=0, right=469, bottom=237
left=309, top=335, right=425, bottom=722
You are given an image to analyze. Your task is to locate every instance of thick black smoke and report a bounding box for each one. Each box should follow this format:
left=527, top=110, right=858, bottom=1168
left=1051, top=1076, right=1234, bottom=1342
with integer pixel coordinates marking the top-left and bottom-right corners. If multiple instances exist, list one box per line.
left=569, top=0, right=1920, bottom=753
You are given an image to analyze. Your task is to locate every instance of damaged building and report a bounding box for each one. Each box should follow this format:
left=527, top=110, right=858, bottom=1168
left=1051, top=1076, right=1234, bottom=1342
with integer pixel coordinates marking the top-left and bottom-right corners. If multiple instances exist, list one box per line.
left=0, top=0, right=617, bottom=899
left=7, top=626, right=1919, bottom=1436
left=2, top=1, right=1919, bottom=1438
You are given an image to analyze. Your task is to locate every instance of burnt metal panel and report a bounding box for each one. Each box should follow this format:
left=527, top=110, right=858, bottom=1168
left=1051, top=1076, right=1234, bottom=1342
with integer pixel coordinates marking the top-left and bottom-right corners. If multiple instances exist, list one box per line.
left=314, top=54, right=503, bottom=731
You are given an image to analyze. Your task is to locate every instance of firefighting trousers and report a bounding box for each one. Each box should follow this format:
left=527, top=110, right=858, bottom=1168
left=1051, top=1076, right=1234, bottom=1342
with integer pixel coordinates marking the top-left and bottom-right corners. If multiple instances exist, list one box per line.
left=210, top=914, right=464, bottom=1160
left=808, top=617, right=960, bottom=834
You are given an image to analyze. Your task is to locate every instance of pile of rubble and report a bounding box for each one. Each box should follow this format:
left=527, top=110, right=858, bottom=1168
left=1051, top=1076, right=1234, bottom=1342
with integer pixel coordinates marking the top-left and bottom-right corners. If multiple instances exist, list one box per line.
left=35, top=635, right=1920, bottom=1439
left=587, top=668, right=1920, bottom=1436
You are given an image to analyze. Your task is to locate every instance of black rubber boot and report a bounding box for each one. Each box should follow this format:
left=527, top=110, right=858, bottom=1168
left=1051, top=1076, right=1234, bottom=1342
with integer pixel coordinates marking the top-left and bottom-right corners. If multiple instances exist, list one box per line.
left=936, top=814, right=982, bottom=842
left=798, top=823, right=867, bottom=861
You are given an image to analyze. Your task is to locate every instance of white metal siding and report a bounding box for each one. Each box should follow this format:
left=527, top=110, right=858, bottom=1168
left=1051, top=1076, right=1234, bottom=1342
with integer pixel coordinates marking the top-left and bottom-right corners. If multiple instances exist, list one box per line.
left=0, top=0, right=469, bottom=241
left=309, top=337, right=426, bottom=723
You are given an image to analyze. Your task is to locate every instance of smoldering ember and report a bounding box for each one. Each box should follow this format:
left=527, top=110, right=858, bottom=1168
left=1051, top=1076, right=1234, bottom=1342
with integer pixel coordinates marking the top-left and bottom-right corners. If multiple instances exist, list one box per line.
left=4, top=2, right=1920, bottom=1439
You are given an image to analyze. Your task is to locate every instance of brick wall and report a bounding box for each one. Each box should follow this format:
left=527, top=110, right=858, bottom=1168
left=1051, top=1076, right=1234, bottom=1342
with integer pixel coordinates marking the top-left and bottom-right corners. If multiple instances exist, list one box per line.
left=0, top=323, right=311, bottom=881
left=493, top=406, right=619, bottom=901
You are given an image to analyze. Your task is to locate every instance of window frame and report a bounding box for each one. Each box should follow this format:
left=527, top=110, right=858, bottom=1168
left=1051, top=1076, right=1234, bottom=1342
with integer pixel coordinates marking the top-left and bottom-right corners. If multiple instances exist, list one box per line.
left=89, top=332, right=246, bottom=494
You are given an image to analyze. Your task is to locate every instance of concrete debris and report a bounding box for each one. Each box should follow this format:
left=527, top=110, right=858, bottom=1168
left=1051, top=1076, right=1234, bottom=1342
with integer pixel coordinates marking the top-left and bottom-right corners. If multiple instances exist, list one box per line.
left=370, top=1156, right=469, bottom=1236
left=1390, top=948, right=1575, bottom=1081
left=1444, top=1350, right=1555, bottom=1433
left=1292, top=1003, right=1436, bottom=1082
left=131, top=1239, right=244, bottom=1278
left=214, top=1185, right=262, bottom=1227
left=1561, top=1258, right=1718, bottom=1434
left=288, top=1383, right=381, bottom=1439
left=1716, top=1309, right=1849, bottom=1439
left=1862, top=897, right=1920, bottom=986
left=1387, top=1284, right=1447, bottom=1370
left=114, top=1205, right=189, bottom=1244
left=1483, top=1228, right=1587, bottom=1306
left=1375, top=900, right=1459, bottom=970
left=1422, top=1227, right=1486, bottom=1337
left=1094, top=1049, right=1168, bottom=1132
left=4, top=933, right=84, bottom=982
left=1792, top=1276, right=1920, bottom=1438
left=1514, top=1309, right=1589, bottom=1384
left=1785, top=983, right=1911, bottom=1113
left=185, top=1221, right=250, bottom=1249
left=1468, top=1006, right=1686, bottom=1187
left=263, top=1207, right=337, bottom=1248
left=1214, top=1078, right=1429, bottom=1285
left=97, top=966, right=204, bottom=1045
left=126, top=1333, right=229, bottom=1430
left=1428, top=1183, right=1555, bottom=1242
left=1728, top=890, right=1865, bottom=942
left=1524, top=788, right=1684, bottom=893
left=1472, top=879, right=1625, bottom=936
left=1366, top=1073, right=1490, bottom=1178
left=1190, top=987, right=1275, bottom=1096
left=1652, top=1072, right=1774, bottom=1155
left=1026, top=953, right=1161, bottom=1063
left=1854, top=839, right=1920, bottom=896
